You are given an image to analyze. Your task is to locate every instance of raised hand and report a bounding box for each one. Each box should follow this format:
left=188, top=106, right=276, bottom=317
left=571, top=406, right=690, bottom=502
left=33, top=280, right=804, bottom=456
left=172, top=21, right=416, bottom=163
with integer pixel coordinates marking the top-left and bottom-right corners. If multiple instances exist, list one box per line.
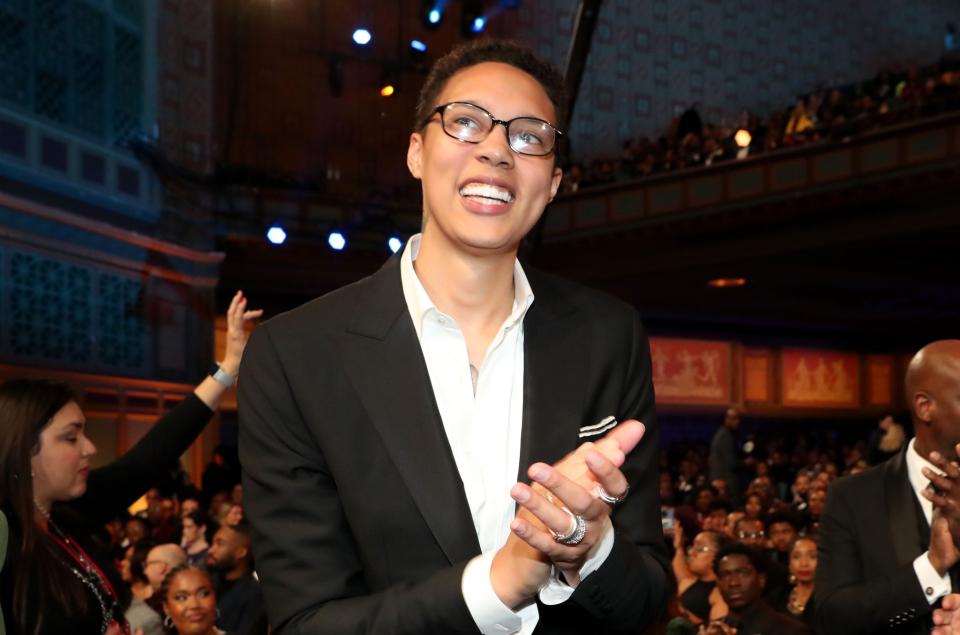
left=221, top=290, right=264, bottom=377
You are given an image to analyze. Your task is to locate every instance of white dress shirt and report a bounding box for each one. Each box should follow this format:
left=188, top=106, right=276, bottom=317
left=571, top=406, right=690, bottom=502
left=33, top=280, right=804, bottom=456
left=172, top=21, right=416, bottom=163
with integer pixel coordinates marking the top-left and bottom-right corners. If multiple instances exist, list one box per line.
left=399, top=235, right=613, bottom=635
left=904, top=437, right=952, bottom=603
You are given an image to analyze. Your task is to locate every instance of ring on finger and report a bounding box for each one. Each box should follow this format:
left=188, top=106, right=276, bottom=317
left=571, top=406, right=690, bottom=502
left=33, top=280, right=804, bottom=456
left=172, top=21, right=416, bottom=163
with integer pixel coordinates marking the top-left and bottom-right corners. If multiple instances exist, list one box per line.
left=550, top=507, right=587, bottom=545
left=593, top=482, right=630, bottom=505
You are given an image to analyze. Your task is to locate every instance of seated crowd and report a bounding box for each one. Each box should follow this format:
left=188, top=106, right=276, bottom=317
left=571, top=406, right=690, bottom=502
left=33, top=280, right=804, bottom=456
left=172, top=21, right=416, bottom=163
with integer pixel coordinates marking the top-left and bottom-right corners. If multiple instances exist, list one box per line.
left=562, top=57, right=960, bottom=193
left=658, top=418, right=903, bottom=635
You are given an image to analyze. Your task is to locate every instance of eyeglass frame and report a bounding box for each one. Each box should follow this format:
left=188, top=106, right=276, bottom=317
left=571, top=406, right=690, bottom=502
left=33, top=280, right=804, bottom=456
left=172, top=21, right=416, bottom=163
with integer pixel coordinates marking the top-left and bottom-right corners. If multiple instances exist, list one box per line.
left=423, top=101, right=564, bottom=156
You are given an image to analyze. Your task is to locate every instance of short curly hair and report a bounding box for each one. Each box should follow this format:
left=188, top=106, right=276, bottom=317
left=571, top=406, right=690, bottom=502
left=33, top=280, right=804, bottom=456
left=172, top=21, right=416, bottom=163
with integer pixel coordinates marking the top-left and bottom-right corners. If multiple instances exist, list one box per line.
left=413, top=39, right=567, bottom=132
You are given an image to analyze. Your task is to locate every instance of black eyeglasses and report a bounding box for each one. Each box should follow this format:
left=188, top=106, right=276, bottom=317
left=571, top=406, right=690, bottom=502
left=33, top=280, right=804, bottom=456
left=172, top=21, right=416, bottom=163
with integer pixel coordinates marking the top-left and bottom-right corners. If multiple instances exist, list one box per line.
left=425, top=101, right=563, bottom=156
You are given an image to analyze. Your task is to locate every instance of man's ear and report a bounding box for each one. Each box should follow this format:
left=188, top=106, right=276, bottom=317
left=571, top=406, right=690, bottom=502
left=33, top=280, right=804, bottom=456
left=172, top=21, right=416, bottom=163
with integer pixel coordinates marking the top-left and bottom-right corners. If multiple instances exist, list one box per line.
left=915, top=391, right=935, bottom=424
left=407, top=132, right=424, bottom=179
left=547, top=166, right=562, bottom=202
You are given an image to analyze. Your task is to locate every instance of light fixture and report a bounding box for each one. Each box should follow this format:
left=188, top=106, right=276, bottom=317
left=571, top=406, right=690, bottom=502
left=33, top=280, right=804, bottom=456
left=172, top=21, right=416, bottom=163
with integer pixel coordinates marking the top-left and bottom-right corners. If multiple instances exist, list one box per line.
left=734, top=129, right=752, bottom=148
left=422, top=0, right=444, bottom=28
left=388, top=237, right=403, bottom=253
left=352, top=28, right=372, bottom=46
left=410, top=39, right=427, bottom=53
left=380, top=84, right=395, bottom=97
left=379, top=65, right=398, bottom=97
left=328, top=231, right=347, bottom=251
left=461, top=0, right=484, bottom=37
left=708, top=277, right=746, bottom=288
left=266, top=225, right=287, bottom=245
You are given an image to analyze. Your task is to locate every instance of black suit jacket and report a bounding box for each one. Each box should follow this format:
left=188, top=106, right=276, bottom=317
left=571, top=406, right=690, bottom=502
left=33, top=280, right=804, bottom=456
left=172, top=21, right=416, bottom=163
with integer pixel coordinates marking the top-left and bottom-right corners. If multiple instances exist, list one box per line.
left=237, top=256, right=670, bottom=635
left=815, top=448, right=936, bottom=635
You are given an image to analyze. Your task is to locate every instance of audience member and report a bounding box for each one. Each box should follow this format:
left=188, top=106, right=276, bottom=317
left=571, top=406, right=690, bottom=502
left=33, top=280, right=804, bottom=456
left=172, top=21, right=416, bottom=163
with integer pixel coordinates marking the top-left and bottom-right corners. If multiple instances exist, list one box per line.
left=780, top=536, right=817, bottom=627
left=673, top=525, right=733, bottom=624
left=159, top=564, right=227, bottom=635
left=703, top=543, right=810, bottom=635
left=710, top=408, right=742, bottom=498
left=207, top=521, right=266, bottom=635
left=144, top=543, right=187, bottom=613
left=182, top=510, right=211, bottom=567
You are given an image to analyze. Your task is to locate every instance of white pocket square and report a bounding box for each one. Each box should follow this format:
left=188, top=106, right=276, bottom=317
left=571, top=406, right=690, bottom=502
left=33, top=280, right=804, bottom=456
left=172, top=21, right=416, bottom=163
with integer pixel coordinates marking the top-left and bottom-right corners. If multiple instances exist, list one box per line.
left=578, top=416, right=618, bottom=438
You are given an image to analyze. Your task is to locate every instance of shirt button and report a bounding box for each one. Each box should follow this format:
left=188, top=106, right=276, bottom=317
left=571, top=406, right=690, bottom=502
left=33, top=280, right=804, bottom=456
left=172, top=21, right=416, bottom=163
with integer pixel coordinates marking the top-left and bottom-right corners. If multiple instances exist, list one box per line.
left=437, top=316, right=447, bottom=325
left=927, top=586, right=935, bottom=596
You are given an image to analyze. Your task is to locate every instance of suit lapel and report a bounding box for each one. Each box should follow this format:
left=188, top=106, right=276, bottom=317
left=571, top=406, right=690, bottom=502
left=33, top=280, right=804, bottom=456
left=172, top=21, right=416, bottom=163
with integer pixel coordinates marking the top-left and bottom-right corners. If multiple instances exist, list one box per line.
left=517, top=271, right=585, bottom=481
left=341, top=257, right=481, bottom=565
left=885, top=449, right=928, bottom=565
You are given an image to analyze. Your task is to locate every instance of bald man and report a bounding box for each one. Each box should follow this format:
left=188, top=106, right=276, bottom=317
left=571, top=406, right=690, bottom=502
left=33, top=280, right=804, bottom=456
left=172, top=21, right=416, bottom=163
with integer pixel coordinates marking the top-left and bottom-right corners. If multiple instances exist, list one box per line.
left=815, top=340, right=960, bottom=635
left=143, top=543, right=187, bottom=613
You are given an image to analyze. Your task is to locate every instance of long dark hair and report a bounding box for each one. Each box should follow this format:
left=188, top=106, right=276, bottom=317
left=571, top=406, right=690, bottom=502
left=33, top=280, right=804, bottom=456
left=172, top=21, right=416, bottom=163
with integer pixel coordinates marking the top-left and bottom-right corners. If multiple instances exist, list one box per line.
left=0, top=379, right=90, bottom=635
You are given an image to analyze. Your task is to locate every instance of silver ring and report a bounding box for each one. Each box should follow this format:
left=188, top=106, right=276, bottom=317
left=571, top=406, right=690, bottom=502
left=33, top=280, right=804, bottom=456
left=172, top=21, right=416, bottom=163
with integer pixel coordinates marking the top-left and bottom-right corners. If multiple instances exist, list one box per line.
left=594, top=483, right=629, bottom=505
left=551, top=507, right=587, bottom=545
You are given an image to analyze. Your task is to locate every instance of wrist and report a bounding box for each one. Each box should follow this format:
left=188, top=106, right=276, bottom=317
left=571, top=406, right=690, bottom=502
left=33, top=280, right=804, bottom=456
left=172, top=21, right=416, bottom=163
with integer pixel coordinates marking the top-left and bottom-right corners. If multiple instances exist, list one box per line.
left=928, top=551, right=948, bottom=576
left=209, top=361, right=238, bottom=387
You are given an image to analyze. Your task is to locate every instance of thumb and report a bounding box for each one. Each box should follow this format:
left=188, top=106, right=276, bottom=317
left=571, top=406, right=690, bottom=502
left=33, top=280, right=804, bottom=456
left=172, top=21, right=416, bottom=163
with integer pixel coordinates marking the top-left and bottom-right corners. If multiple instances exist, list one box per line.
left=604, top=419, right=646, bottom=456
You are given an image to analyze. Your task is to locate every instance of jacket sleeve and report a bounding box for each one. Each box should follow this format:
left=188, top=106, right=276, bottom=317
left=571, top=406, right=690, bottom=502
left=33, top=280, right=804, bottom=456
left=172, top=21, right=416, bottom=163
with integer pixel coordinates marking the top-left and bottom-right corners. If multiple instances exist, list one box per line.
left=814, top=479, right=932, bottom=634
left=238, top=324, right=481, bottom=635
left=567, top=310, right=671, bottom=634
left=71, top=393, right=214, bottom=524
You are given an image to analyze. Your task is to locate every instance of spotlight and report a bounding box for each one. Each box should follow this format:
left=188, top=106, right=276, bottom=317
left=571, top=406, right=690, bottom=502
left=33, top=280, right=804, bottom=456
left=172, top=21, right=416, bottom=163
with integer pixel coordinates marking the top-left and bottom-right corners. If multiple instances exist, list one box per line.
left=379, top=65, right=398, bottom=97
left=327, top=231, right=346, bottom=251
left=734, top=129, right=752, bottom=148
left=266, top=225, right=287, bottom=245
left=352, top=28, right=372, bottom=46
left=410, top=39, right=427, bottom=53
left=461, top=0, right=484, bottom=37
left=421, top=0, right=443, bottom=28
left=388, top=236, right=403, bottom=254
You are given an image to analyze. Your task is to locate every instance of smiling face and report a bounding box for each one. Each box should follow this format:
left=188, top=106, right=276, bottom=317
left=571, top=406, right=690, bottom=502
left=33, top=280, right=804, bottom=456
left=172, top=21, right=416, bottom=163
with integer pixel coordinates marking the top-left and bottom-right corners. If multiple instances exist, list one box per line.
left=163, top=569, right=218, bottom=635
left=407, top=62, right=563, bottom=260
left=31, top=401, right=96, bottom=506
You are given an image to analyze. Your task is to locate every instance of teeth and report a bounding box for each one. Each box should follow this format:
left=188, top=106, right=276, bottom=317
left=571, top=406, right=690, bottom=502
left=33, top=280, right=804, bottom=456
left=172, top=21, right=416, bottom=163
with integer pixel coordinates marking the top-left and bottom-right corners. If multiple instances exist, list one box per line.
left=459, top=182, right=514, bottom=203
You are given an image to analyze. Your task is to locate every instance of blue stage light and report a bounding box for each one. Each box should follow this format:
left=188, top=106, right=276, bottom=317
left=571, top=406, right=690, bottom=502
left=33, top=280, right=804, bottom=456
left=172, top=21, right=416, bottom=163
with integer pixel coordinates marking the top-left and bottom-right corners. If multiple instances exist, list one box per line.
left=266, top=225, right=287, bottom=245
left=352, top=29, right=372, bottom=46
left=428, top=8, right=442, bottom=24
left=328, top=231, right=347, bottom=251
left=410, top=39, right=427, bottom=53
left=388, top=237, right=403, bottom=253
left=471, top=16, right=487, bottom=32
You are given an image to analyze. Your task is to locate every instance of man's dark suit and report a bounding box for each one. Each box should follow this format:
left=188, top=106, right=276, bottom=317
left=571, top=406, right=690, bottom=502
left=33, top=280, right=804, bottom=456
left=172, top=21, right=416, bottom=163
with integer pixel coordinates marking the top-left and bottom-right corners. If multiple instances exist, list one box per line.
left=238, top=256, right=670, bottom=635
left=815, top=448, right=940, bottom=634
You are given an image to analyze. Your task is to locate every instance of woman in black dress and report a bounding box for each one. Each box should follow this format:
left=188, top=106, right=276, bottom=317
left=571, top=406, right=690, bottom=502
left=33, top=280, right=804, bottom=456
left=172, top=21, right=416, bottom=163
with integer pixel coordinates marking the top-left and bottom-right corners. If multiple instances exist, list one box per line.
left=0, top=292, right=260, bottom=635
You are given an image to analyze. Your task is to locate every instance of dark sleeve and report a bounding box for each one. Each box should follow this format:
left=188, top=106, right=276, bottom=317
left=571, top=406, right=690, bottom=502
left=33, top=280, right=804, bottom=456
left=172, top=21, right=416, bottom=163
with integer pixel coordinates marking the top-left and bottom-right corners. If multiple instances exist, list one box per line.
left=568, top=310, right=671, bottom=633
left=813, top=481, right=931, bottom=635
left=238, top=325, right=480, bottom=635
left=69, top=393, right=214, bottom=524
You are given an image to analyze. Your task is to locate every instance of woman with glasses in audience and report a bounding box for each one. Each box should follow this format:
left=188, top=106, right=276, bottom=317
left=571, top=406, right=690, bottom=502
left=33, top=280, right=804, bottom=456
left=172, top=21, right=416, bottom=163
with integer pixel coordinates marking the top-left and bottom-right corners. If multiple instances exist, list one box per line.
left=673, top=524, right=734, bottom=625
left=0, top=292, right=259, bottom=635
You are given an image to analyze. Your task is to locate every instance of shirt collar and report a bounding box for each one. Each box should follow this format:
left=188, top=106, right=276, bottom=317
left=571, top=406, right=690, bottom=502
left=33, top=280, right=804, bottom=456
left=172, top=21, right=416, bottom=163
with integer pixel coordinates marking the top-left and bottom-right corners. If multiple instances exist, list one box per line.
left=399, top=233, right=535, bottom=340
left=905, top=437, right=943, bottom=499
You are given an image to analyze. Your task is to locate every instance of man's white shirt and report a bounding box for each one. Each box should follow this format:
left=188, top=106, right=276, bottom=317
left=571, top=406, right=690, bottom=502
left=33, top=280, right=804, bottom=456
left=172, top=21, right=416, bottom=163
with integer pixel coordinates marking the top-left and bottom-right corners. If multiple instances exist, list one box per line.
left=905, top=437, right=952, bottom=603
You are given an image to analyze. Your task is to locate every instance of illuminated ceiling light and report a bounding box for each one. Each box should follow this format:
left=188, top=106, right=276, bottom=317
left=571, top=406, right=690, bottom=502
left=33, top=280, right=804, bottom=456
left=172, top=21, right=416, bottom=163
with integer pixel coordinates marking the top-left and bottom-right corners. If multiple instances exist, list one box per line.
left=422, top=0, right=443, bottom=28
left=708, top=277, right=747, bottom=288
left=266, top=225, right=287, bottom=245
left=380, top=84, right=395, bottom=97
left=388, top=236, right=403, bottom=253
left=734, top=129, right=752, bottom=148
left=471, top=16, right=487, bottom=33
left=410, top=39, right=427, bottom=53
left=328, top=231, right=347, bottom=251
left=429, top=8, right=442, bottom=23
left=352, top=28, right=372, bottom=46
left=461, top=0, right=484, bottom=37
